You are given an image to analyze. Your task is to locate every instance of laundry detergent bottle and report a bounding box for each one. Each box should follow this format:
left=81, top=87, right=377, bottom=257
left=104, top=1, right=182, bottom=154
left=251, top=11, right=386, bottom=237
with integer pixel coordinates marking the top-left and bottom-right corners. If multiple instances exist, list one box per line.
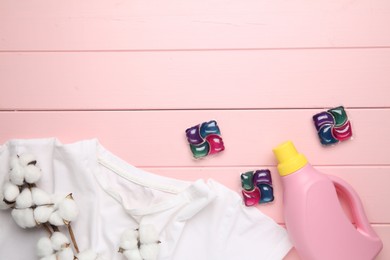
left=273, top=141, right=383, bottom=260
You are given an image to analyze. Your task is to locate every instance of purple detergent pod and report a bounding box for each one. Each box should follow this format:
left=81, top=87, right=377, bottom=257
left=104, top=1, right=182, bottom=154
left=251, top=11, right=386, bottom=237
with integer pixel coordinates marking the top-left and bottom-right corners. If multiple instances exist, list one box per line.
left=253, top=169, right=272, bottom=186
left=240, top=169, right=274, bottom=206
left=313, top=112, right=335, bottom=131
left=185, top=120, right=225, bottom=159
left=312, top=106, right=353, bottom=146
left=253, top=170, right=274, bottom=204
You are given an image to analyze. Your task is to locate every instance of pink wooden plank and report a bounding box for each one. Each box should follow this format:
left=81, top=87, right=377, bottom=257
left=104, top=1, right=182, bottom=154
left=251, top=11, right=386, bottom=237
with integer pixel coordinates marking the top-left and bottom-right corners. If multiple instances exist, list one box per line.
left=284, top=226, right=390, bottom=260
left=1, top=0, right=390, bottom=50
left=147, top=166, right=390, bottom=224
left=1, top=49, right=390, bottom=110
left=0, top=109, right=388, bottom=166
left=373, top=225, right=390, bottom=260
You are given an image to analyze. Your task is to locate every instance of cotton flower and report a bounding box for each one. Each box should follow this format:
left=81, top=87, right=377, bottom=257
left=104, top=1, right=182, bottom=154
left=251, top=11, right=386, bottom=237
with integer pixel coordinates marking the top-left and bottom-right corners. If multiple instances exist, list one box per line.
left=140, top=244, right=160, bottom=260
left=48, top=211, right=65, bottom=226
left=37, top=237, right=54, bottom=257
left=31, top=187, right=52, bottom=206
left=139, top=225, right=159, bottom=244
left=34, top=205, right=55, bottom=224
left=9, top=154, right=41, bottom=185
left=121, top=228, right=139, bottom=242
left=23, top=208, right=38, bottom=228
left=119, top=228, right=142, bottom=260
left=10, top=156, right=21, bottom=169
left=50, top=232, right=70, bottom=251
left=120, top=225, right=160, bottom=260
left=24, top=164, right=42, bottom=184
left=9, top=164, right=25, bottom=186
left=58, top=194, right=79, bottom=222
left=120, top=229, right=139, bottom=251
left=18, top=153, right=37, bottom=166
left=51, top=193, right=67, bottom=207
left=48, top=194, right=79, bottom=226
left=11, top=208, right=37, bottom=228
left=11, top=208, right=26, bottom=227
left=123, top=249, right=143, bottom=260
left=37, top=233, right=74, bottom=260
left=57, top=247, right=74, bottom=260
left=3, top=181, right=20, bottom=202
left=9, top=153, right=38, bottom=185
left=120, top=240, right=139, bottom=252
left=5, top=154, right=87, bottom=260
left=15, top=188, right=33, bottom=209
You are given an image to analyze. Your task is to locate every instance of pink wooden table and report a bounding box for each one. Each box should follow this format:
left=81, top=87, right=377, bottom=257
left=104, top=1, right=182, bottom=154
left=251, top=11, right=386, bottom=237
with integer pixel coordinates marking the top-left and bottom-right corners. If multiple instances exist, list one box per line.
left=1, top=0, right=389, bottom=259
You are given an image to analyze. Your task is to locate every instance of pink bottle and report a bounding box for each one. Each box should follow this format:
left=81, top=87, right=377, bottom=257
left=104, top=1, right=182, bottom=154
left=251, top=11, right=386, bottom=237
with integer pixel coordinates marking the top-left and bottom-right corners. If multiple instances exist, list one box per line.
left=273, top=141, right=383, bottom=260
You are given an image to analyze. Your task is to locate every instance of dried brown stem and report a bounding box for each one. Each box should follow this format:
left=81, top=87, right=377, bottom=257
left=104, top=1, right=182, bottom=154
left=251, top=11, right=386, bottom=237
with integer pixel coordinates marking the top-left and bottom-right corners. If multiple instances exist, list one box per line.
left=43, top=223, right=53, bottom=236
left=67, top=223, right=80, bottom=254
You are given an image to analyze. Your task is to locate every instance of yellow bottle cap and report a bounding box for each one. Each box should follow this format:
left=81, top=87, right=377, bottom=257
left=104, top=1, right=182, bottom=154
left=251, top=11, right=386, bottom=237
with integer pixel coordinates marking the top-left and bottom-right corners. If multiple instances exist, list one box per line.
left=273, top=141, right=308, bottom=176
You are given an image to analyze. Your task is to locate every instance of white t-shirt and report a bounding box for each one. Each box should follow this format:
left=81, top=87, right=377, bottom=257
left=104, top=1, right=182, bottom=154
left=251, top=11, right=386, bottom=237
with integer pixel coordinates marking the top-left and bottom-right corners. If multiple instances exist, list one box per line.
left=0, top=138, right=292, bottom=260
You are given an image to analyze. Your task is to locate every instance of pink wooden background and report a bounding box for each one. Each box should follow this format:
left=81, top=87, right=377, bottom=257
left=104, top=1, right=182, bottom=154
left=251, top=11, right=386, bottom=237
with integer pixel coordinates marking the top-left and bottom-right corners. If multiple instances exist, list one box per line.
left=1, top=0, right=389, bottom=259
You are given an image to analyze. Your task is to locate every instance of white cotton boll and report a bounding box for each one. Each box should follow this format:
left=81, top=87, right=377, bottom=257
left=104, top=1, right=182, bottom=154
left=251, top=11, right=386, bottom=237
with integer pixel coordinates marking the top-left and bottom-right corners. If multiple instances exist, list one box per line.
left=19, top=153, right=37, bottom=166
left=139, top=225, right=159, bottom=244
left=76, top=249, right=98, bottom=260
left=15, top=188, right=33, bottom=209
left=140, top=244, right=160, bottom=260
left=49, top=211, right=65, bottom=226
left=50, top=232, right=70, bottom=251
left=24, top=165, right=42, bottom=184
left=3, top=182, right=20, bottom=202
left=120, top=228, right=139, bottom=250
left=120, top=240, right=139, bottom=251
left=123, top=249, right=143, bottom=260
left=37, top=236, right=54, bottom=257
left=11, top=208, right=36, bottom=228
left=9, top=165, right=25, bottom=186
left=34, top=205, right=55, bottom=224
left=121, top=228, right=139, bottom=242
left=23, top=207, right=37, bottom=228
left=11, top=208, right=26, bottom=228
left=32, top=188, right=52, bottom=206
left=10, top=156, right=21, bottom=169
left=40, top=254, right=57, bottom=260
left=51, top=194, right=66, bottom=208
left=58, top=197, right=79, bottom=222
left=58, top=247, right=74, bottom=260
